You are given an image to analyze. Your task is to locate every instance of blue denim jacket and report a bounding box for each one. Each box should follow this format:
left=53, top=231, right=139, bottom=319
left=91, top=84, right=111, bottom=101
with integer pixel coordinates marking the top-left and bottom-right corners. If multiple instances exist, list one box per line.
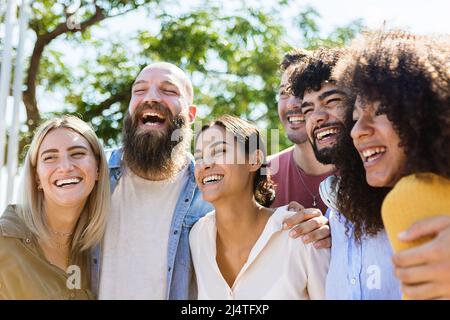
left=91, top=148, right=213, bottom=299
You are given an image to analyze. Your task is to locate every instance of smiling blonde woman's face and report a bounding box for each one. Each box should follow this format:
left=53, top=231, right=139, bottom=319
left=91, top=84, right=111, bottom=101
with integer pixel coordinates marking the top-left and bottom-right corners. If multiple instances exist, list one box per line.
left=36, top=128, right=98, bottom=209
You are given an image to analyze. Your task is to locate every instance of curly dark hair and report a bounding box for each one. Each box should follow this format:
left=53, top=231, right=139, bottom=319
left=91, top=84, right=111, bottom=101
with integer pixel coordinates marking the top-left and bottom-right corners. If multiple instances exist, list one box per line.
left=332, top=29, right=450, bottom=241
left=280, top=48, right=311, bottom=72
left=197, top=115, right=276, bottom=207
left=290, top=48, right=346, bottom=99
left=333, top=105, right=391, bottom=240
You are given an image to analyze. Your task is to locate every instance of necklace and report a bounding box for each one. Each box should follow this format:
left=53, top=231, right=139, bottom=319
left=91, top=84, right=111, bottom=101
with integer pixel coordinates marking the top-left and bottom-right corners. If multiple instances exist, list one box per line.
left=297, top=168, right=319, bottom=208
left=50, top=238, right=71, bottom=249
left=49, top=228, right=73, bottom=237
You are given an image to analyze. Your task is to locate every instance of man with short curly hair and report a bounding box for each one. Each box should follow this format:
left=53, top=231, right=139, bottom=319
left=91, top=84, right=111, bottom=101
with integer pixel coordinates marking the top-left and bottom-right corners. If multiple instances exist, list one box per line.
left=268, top=49, right=334, bottom=240
left=291, top=47, right=402, bottom=299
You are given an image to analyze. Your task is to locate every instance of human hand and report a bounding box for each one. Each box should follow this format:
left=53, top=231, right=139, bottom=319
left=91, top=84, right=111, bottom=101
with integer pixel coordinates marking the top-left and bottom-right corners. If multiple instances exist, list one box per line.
left=282, top=201, right=331, bottom=249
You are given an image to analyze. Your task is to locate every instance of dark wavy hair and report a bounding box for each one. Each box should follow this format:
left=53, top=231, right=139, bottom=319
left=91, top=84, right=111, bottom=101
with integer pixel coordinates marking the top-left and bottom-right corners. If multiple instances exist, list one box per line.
left=332, top=30, right=450, bottom=241
left=290, top=48, right=346, bottom=98
left=197, top=115, right=276, bottom=207
left=280, top=48, right=311, bottom=72
left=332, top=106, right=392, bottom=240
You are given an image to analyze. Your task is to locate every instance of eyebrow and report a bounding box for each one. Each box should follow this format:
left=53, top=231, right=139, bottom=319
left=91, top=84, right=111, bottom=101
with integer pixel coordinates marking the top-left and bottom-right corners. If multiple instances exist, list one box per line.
left=132, top=79, right=179, bottom=88
left=194, top=141, right=226, bottom=154
left=132, top=80, right=147, bottom=87
left=300, top=101, right=314, bottom=109
left=318, top=89, right=346, bottom=101
left=40, top=146, right=88, bottom=157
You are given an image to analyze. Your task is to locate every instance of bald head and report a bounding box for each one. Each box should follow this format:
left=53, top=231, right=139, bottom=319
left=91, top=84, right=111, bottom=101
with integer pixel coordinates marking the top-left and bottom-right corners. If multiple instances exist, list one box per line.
left=137, top=62, right=194, bottom=104
left=129, top=61, right=197, bottom=125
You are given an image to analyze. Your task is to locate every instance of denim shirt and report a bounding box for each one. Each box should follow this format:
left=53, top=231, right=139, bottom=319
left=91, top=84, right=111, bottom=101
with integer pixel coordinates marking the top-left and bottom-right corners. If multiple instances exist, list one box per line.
left=320, top=176, right=401, bottom=300
left=91, top=148, right=213, bottom=300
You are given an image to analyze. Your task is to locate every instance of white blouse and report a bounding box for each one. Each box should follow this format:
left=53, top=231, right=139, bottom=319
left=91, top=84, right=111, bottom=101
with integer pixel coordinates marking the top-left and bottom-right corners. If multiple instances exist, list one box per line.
left=189, top=206, right=330, bottom=300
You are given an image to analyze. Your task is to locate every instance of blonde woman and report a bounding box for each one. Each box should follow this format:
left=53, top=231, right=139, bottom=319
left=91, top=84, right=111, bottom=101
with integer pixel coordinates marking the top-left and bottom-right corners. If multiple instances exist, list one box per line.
left=0, top=116, right=110, bottom=299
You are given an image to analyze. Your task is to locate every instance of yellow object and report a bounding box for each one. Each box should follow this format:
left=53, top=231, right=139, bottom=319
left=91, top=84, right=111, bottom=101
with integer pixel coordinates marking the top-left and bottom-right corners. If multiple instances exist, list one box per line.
left=381, top=173, right=450, bottom=299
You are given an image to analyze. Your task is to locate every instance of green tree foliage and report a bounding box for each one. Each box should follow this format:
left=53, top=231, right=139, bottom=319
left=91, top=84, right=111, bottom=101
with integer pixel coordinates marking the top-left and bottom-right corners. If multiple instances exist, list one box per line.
left=3, top=0, right=362, bottom=158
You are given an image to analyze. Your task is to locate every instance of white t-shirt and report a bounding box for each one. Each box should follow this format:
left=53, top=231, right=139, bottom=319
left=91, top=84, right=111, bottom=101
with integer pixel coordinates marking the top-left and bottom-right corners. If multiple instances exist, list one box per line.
left=189, top=206, right=330, bottom=300
left=99, top=165, right=189, bottom=300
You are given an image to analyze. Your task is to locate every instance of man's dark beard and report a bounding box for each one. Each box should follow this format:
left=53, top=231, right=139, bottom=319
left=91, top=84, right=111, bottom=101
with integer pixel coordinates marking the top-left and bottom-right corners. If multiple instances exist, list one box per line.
left=311, top=141, right=337, bottom=165
left=122, top=103, right=191, bottom=179
left=310, top=122, right=345, bottom=165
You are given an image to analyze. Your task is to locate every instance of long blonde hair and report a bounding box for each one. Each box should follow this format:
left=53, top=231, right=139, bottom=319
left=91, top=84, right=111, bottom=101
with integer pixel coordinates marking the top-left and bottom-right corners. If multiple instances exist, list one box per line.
left=16, top=116, right=110, bottom=255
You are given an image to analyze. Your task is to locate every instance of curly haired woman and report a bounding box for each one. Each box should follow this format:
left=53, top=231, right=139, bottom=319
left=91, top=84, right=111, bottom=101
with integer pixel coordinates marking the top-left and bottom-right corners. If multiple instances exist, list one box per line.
left=332, top=29, right=450, bottom=299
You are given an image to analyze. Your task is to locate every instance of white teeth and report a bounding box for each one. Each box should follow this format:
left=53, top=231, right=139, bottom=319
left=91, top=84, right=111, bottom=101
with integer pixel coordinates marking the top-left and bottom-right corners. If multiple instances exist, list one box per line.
left=202, top=175, right=224, bottom=185
left=362, top=147, right=386, bottom=162
left=142, top=112, right=165, bottom=120
left=316, top=128, right=338, bottom=140
left=362, top=147, right=386, bottom=158
left=55, top=178, right=81, bottom=187
left=288, top=115, right=305, bottom=123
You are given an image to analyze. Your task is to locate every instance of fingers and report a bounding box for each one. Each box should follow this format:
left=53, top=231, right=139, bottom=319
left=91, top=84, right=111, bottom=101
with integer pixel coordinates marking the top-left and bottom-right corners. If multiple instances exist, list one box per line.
left=283, top=206, right=323, bottom=230
left=402, top=282, right=444, bottom=300
left=395, top=261, right=450, bottom=285
left=288, top=215, right=328, bottom=239
left=395, top=264, right=437, bottom=285
left=392, top=241, right=438, bottom=268
left=398, top=216, right=450, bottom=242
left=313, top=237, right=332, bottom=249
left=301, top=225, right=330, bottom=244
left=287, top=201, right=304, bottom=212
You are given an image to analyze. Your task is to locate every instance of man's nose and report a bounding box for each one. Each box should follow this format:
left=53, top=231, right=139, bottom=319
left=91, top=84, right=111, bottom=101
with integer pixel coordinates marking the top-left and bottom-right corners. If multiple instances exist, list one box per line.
left=286, top=95, right=301, bottom=109
left=142, top=85, right=162, bottom=104
left=309, top=105, right=328, bottom=127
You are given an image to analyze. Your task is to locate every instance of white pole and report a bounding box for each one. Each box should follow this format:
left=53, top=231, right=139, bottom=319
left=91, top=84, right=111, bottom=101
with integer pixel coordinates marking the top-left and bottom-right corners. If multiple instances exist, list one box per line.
left=0, top=0, right=17, bottom=201
left=7, top=0, right=29, bottom=204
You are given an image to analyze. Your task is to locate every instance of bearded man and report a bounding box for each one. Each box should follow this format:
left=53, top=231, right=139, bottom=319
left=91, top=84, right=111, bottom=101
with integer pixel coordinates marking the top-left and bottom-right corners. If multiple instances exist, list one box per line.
left=94, top=62, right=330, bottom=300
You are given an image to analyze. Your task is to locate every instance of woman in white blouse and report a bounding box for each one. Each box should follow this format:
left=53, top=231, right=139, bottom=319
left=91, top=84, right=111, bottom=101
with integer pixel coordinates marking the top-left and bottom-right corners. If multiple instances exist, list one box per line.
left=191, top=115, right=330, bottom=300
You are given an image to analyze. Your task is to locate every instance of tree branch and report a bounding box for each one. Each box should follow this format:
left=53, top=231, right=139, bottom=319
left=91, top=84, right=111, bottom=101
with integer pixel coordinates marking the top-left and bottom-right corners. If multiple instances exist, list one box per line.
left=80, top=89, right=131, bottom=119
left=23, top=5, right=107, bottom=133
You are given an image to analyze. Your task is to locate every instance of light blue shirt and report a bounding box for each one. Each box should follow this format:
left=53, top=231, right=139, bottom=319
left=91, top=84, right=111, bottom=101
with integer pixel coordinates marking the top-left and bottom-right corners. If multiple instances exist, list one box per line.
left=325, top=208, right=401, bottom=299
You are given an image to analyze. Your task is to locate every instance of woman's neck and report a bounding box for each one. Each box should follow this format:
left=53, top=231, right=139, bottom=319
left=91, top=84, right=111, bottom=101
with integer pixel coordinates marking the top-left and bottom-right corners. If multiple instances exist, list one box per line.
left=43, top=201, right=85, bottom=236
left=213, top=194, right=273, bottom=248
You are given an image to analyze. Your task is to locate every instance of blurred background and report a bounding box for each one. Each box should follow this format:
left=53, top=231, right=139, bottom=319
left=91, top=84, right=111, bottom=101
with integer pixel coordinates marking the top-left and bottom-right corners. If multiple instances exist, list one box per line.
left=1, top=0, right=449, bottom=210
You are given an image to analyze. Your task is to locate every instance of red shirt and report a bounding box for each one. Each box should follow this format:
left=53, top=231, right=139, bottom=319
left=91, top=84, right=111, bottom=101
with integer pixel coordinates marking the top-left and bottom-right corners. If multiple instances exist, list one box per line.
left=268, top=147, right=332, bottom=214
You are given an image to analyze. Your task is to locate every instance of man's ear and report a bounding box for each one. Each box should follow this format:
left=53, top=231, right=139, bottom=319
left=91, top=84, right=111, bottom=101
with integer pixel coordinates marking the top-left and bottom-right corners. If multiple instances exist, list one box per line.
left=187, top=105, right=197, bottom=124
left=248, top=150, right=263, bottom=173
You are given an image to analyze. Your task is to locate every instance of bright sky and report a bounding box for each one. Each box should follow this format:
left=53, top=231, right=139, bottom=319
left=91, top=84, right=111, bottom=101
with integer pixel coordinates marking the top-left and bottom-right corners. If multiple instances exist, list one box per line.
left=3, top=0, right=450, bottom=119
left=298, top=0, right=450, bottom=35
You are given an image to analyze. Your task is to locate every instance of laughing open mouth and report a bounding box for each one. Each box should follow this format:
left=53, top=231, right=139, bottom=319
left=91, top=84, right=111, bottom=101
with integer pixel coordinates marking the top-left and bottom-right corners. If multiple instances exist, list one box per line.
left=202, top=174, right=224, bottom=185
left=140, top=111, right=166, bottom=125
left=362, top=147, right=386, bottom=163
left=287, top=114, right=305, bottom=125
left=315, top=127, right=340, bottom=142
left=54, top=177, right=82, bottom=188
